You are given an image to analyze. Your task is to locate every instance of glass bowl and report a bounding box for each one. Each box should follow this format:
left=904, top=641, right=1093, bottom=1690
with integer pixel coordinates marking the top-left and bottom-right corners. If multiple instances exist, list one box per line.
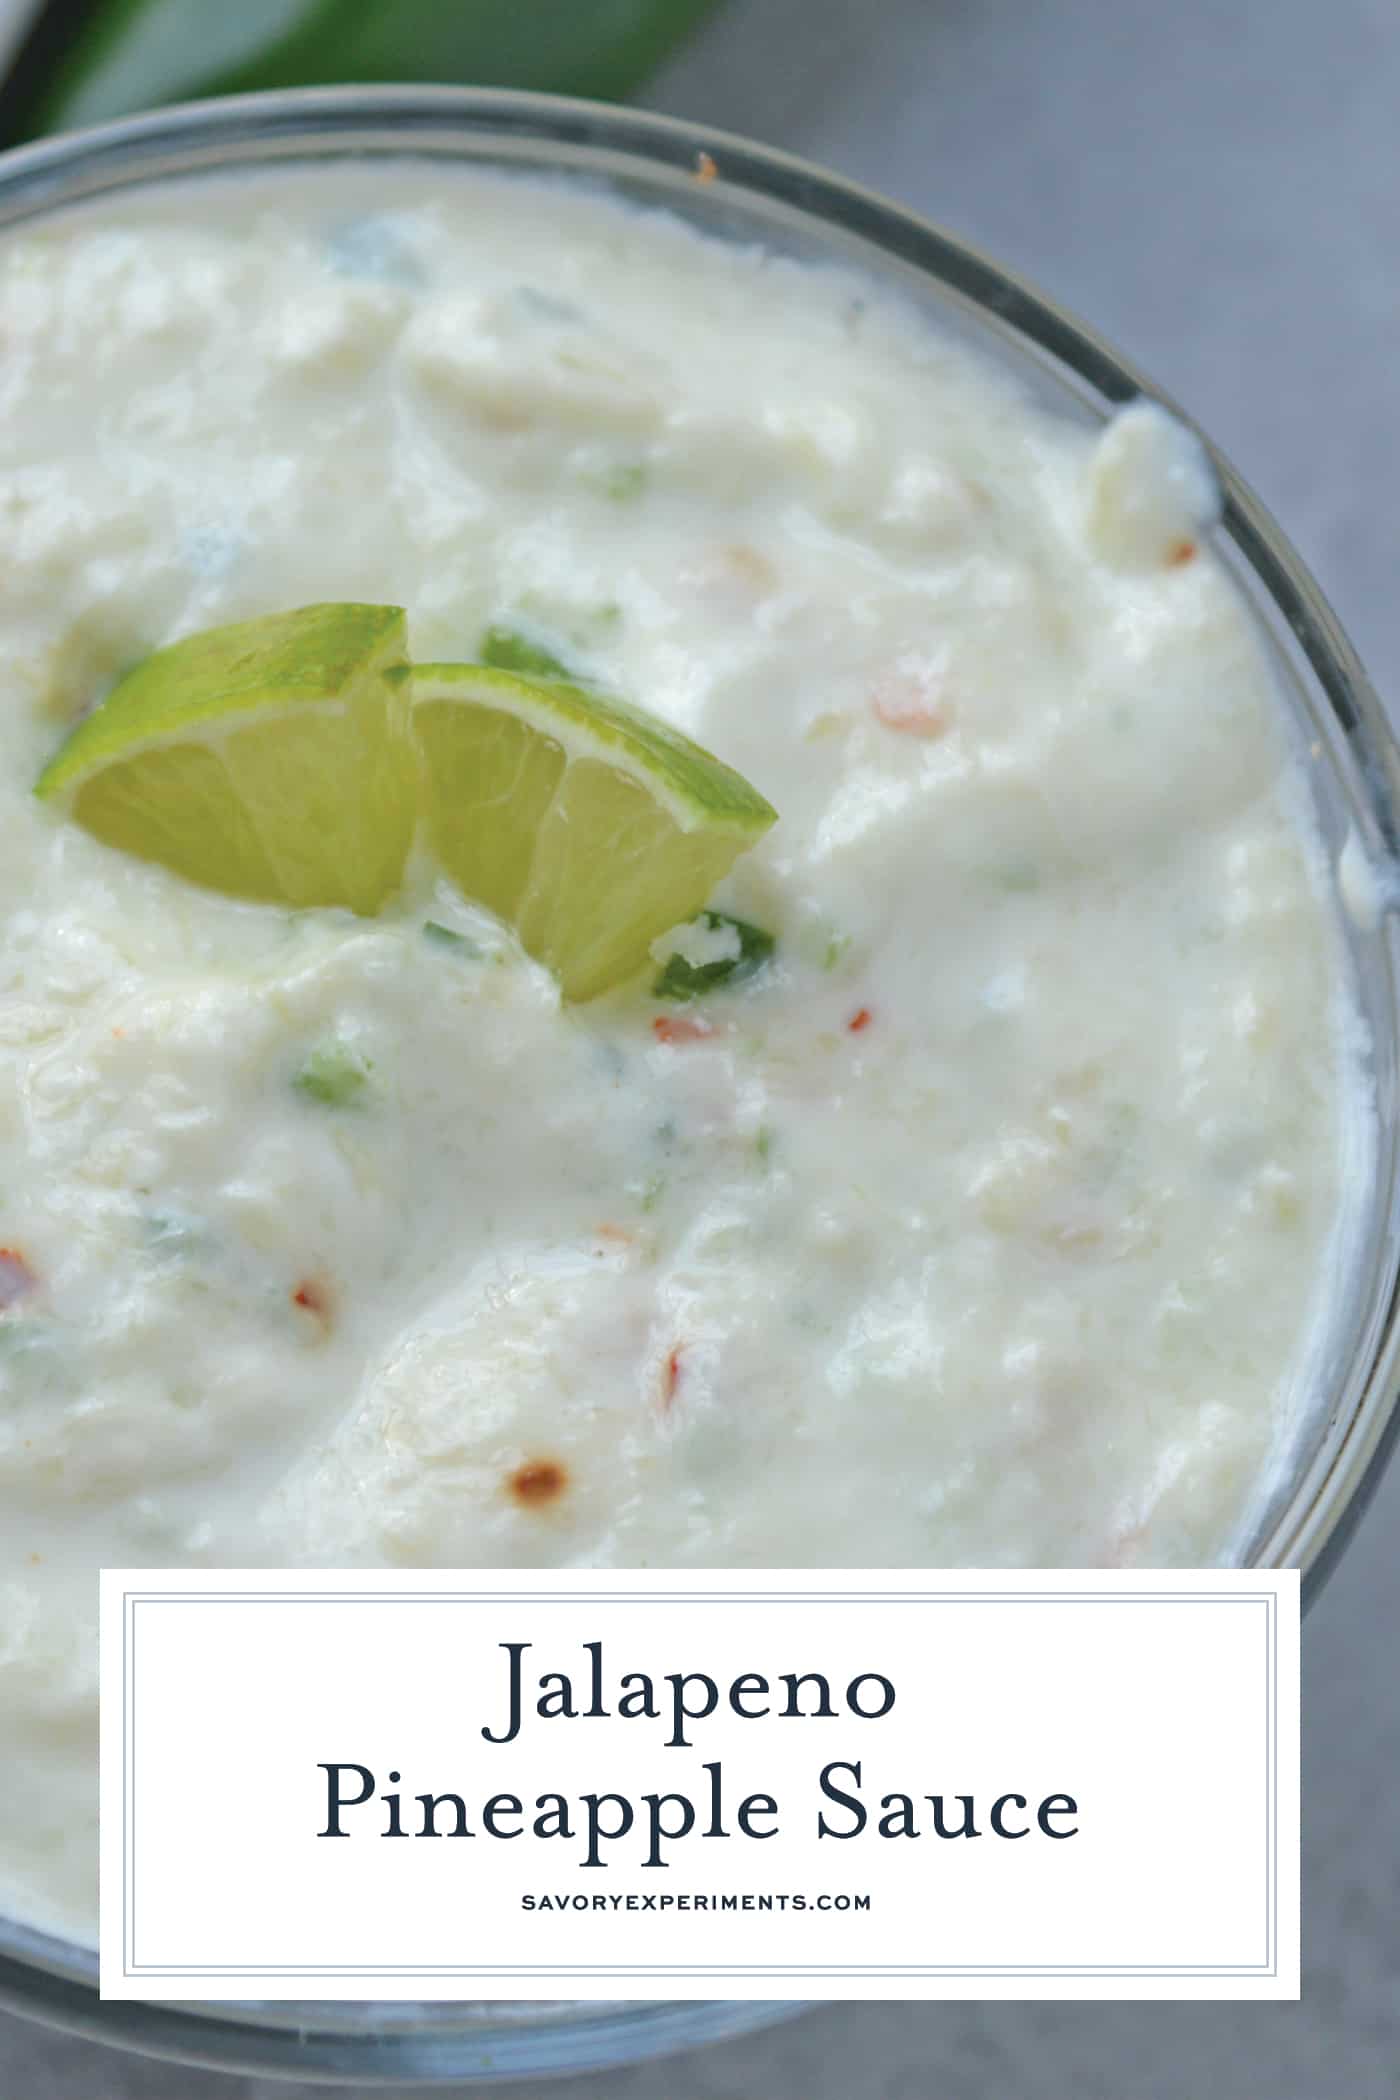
left=0, top=83, right=1395, bottom=2085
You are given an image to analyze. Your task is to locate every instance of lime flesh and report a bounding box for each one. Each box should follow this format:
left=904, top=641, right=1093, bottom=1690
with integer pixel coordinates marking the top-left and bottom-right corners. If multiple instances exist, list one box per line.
left=36, top=603, right=414, bottom=915
left=407, top=664, right=777, bottom=1001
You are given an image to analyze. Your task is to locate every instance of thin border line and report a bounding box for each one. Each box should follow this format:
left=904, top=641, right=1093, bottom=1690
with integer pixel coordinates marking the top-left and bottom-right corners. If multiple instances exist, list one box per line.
left=119, top=1587, right=1281, bottom=1983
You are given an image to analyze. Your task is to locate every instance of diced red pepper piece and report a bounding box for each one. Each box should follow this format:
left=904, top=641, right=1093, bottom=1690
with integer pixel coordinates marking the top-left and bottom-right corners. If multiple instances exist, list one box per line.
left=0, top=1248, right=37, bottom=1311
left=871, top=672, right=954, bottom=738
left=653, top=1014, right=715, bottom=1046
left=291, top=1276, right=335, bottom=1330
left=509, top=1458, right=568, bottom=1507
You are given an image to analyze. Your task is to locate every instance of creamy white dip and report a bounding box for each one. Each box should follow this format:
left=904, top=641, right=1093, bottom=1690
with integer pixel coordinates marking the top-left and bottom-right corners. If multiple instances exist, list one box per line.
left=0, top=168, right=1369, bottom=1942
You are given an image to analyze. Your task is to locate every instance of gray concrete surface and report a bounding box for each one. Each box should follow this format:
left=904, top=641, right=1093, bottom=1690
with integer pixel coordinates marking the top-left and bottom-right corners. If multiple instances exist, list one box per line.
left=1, top=0, right=1396, bottom=2091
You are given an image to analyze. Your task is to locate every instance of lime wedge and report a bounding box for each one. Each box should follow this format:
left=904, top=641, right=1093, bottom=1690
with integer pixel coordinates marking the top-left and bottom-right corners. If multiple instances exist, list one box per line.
left=407, top=664, right=777, bottom=1001
left=35, top=604, right=414, bottom=914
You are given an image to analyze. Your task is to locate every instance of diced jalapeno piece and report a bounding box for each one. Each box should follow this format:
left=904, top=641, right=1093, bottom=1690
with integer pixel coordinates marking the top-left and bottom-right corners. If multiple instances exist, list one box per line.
left=293, top=1040, right=372, bottom=1107
left=653, top=911, right=776, bottom=1000
left=479, top=625, right=574, bottom=682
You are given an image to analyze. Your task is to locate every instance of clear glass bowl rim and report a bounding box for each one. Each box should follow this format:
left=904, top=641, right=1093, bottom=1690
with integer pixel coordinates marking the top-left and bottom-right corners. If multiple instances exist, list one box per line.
left=0, top=80, right=1394, bottom=2085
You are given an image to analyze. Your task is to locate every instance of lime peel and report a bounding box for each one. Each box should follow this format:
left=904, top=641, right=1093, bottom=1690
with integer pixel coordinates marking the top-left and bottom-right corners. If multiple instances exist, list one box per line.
left=399, top=663, right=775, bottom=838
left=36, top=604, right=414, bottom=917
left=408, top=662, right=776, bottom=1001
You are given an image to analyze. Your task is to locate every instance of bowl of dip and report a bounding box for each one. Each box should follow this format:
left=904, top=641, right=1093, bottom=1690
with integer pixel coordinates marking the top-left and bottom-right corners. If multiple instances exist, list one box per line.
left=0, top=85, right=1396, bottom=2083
